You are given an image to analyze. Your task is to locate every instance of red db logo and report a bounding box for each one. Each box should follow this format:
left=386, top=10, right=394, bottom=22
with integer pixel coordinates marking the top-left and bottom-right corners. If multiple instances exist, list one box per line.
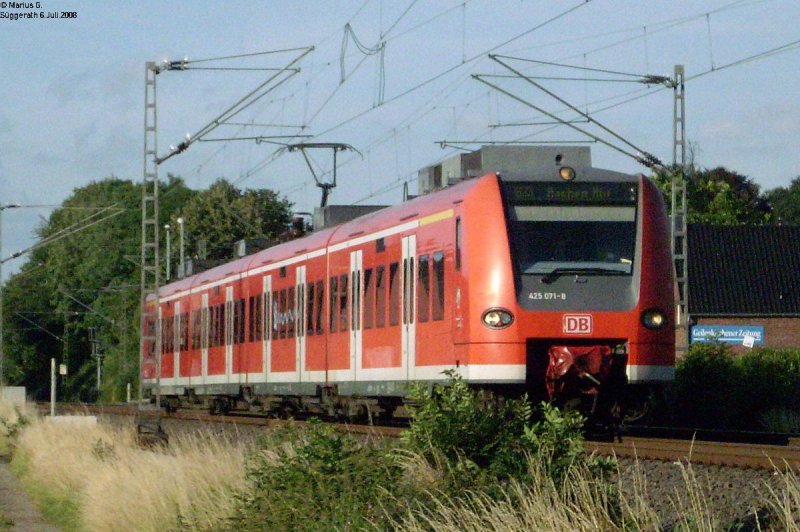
left=563, top=314, right=592, bottom=334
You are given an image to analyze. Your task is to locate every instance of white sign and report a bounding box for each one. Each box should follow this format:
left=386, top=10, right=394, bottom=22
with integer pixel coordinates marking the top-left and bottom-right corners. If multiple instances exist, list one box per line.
left=59, top=364, right=67, bottom=375
left=563, top=314, right=592, bottom=334
left=742, top=335, right=756, bottom=348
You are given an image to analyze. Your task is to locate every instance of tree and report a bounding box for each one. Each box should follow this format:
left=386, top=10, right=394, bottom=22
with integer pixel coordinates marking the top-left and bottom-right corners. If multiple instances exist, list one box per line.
left=765, top=177, right=800, bottom=225
left=1, top=175, right=291, bottom=401
left=651, top=166, right=772, bottom=225
left=170, top=179, right=293, bottom=262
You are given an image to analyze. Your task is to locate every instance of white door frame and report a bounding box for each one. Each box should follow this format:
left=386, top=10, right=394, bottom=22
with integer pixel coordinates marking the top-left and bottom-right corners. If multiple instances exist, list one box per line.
left=402, top=235, right=416, bottom=380
left=350, top=250, right=363, bottom=383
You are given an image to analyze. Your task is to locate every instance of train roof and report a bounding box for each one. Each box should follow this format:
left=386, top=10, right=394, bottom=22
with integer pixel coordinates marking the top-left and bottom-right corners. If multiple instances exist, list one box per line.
left=151, top=165, right=642, bottom=300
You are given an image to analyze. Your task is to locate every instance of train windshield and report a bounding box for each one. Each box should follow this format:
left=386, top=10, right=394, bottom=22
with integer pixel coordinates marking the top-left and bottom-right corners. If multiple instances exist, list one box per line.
left=502, top=181, right=638, bottom=278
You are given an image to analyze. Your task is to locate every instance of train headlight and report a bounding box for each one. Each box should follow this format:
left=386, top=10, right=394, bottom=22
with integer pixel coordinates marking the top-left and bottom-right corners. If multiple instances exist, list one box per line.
left=482, top=308, right=514, bottom=329
left=641, top=308, right=667, bottom=329
left=559, top=166, right=576, bottom=181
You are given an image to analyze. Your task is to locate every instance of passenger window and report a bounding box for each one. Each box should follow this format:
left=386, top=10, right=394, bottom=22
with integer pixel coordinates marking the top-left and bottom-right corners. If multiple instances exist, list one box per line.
left=363, top=268, right=374, bottom=329
left=279, top=290, right=287, bottom=339
left=272, top=291, right=279, bottom=340
left=307, top=282, right=315, bottom=336
left=417, top=255, right=430, bottom=323
left=315, top=280, right=324, bottom=335
left=339, top=274, right=348, bottom=332
left=288, top=287, right=295, bottom=338
left=329, top=277, right=338, bottom=333
left=389, top=262, right=400, bottom=326
left=375, top=265, right=386, bottom=328
left=455, top=217, right=462, bottom=271
left=432, top=251, right=445, bottom=321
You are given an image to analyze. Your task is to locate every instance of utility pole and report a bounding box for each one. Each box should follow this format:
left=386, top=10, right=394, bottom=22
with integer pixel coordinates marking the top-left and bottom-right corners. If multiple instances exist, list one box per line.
left=164, top=224, right=171, bottom=281
left=177, top=217, right=185, bottom=278
left=141, top=62, right=162, bottom=409
left=671, top=65, right=689, bottom=354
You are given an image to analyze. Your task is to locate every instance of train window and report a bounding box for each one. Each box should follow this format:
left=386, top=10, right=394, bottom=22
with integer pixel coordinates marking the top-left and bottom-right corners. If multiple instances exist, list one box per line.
left=417, top=255, right=430, bottom=323
left=389, top=262, right=400, bottom=326
left=272, top=291, right=279, bottom=340
left=404, top=257, right=415, bottom=325
left=339, top=274, right=348, bottom=332
left=351, top=270, right=361, bottom=331
left=237, top=300, right=246, bottom=344
left=226, top=301, right=233, bottom=346
left=288, top=288, right=296, bottom=339
left=254, top=294, right=263, bottom=342
left=315, top=280, right=324, bottom=335
left=306, top=282, right=315, bottom=336
left=329, top=277, right=338, bottom=333
left=261, top=292, right=268, bottom=341
left=375, top=265, right=386, bottom=328
left=376, top=238, right=385, bottom=252
left=217, top=305, right=224, bottom=347
left=280, top=266, right=287, bottom=278
left=278, top=290, right=286, bottom=339
left=182, top=312, right=189, bottom=350
left=247, top=296, right=255, bottom=342
left=201, top=307, right=208, bottom=350
left=209, top=306, right=217, bottom=347
left=432, top=251, right=445, bottom=321
left=363, top=268, right=374, bottom=329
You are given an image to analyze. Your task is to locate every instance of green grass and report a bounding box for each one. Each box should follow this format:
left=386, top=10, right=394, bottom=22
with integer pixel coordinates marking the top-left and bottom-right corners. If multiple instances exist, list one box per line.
left=0, top=511, right=13, bottom=530
left=10, top=452, right=82, bottom=532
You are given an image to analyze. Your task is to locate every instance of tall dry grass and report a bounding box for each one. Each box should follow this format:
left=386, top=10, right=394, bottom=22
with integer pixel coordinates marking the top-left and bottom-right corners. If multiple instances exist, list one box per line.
left=11, top=412, right=247, bottom=531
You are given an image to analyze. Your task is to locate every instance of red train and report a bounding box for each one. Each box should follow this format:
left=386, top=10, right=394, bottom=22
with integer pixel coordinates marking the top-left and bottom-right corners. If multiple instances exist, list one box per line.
left=142, top=162, right=675, bottom=420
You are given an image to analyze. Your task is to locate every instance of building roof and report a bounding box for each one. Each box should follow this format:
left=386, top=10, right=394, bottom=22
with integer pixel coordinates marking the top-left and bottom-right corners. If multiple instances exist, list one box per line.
left=688, top=224, right=800, bottom=316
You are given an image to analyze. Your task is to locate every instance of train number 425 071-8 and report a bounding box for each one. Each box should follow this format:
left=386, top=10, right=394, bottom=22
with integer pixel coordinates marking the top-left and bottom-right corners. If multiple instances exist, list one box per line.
left=529, top=292, right=566, bottom=300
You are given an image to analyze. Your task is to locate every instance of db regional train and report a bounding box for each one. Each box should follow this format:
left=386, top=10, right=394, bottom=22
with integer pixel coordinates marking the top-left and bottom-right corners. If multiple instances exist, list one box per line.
left=141, top=156, right=675, bottom=422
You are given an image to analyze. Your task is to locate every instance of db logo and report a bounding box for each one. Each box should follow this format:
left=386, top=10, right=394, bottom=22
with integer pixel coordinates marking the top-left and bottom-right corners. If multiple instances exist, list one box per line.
left=563, top=314, right=592, bottom=334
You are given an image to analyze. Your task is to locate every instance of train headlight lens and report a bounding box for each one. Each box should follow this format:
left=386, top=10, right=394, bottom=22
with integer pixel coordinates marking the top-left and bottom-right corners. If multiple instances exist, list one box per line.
left=641, top=309, right=667, bottom=329
left=559, top=166, right=576, bottom=181
left=482, top=308, right=514, bottom=329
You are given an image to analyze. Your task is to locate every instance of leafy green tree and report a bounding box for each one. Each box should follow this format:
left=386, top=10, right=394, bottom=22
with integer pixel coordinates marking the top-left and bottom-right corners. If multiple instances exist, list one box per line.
left=765, top=176, right=800, bottom=225
left=169, top=179, right=293, bottom=262
left=652, top=166, right=772, bottom=225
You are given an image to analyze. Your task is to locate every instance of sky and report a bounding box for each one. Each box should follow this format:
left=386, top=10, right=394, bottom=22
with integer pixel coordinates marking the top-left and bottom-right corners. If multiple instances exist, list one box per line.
left=1, top=0, right=799, bottom=279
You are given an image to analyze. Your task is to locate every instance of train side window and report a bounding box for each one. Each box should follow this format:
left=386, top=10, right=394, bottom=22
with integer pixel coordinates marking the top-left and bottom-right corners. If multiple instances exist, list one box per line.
left=217, top=304, right=224, bottom=347
left=225, top=301, right=233, bottom=346
left=389, top=262, right=400, bottom=326
left=315, top=280, right=324, bottom=335
left=247, top=297, right=253, bottom=342
left=375, top=265, right=386, bottom=328
left=288, top=287, right=295, bottom=338
left=279, top=290, right=287, bottom=339
left=339, top=274, right=348, bottom=332
left=232, top=301, right=239, bottom=345
left=201, top=307, right=208, bottom=350
left=182, top=312, right=189, bottom=350
left=417, top=255, right=430, bottom=323
left=208, top=307, right=215, bottom=348
left=329, top=277, right=338, bottom=333
left=237, top=299, right=246, bottom=344
left=455, top=217, right=462, bottom=271
left=352, top=269, right=361, bottom=331
left=432, top=251, right=445, bottom=321
left=306, top=282, right=315, bottom=336
left=272, top=291, right=279, bottom=340
left=404, top=257, right=415, bottom=324
left=255, top=293, right=263, bottom=342
left=363, top=268, right=374, bottom=329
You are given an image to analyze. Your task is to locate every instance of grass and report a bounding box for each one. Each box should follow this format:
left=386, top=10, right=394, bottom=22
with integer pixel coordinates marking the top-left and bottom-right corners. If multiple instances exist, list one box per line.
left=2, top=400, right=800, bottom=531
left=4, top=405, right=248, bottom=531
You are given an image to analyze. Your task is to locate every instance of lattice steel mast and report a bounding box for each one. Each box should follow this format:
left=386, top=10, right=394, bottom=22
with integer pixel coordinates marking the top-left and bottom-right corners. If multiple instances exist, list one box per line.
left=671, top=65, right=689, bottom=352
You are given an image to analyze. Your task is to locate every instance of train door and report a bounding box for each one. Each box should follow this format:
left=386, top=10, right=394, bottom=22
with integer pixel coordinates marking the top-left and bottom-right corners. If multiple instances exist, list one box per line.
left=201, top=293, right=208, bottom=388
left=263, top=275, right=272, bottom=383
left=225, top=286, right=234, bottom=383
left=402, top=235, right=416, bottom=380
left=350, top=250, right=363, bottom=382
left=295, top=266, right=306, bottom=383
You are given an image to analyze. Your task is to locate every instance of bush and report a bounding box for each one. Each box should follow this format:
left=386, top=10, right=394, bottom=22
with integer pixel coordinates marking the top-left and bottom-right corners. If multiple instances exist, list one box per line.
left=670, top=344, right=800, bottom=431
left=402, top=371, right=613, bottom=489
left=229, top=419, right=404, bottom=530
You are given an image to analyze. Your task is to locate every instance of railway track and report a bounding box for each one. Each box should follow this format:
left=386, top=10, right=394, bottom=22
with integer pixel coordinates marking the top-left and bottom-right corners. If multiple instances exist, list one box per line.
left=43, top=403, right=800, bottom=469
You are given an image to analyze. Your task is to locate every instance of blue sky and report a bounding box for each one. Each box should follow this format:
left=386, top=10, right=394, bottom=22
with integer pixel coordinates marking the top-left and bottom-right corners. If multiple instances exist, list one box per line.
left=1, top=0, right=799, bottom=278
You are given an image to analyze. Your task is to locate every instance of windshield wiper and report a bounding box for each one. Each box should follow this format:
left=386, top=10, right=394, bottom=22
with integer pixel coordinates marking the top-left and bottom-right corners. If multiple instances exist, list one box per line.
left=540, top=267, right=627, bottom=284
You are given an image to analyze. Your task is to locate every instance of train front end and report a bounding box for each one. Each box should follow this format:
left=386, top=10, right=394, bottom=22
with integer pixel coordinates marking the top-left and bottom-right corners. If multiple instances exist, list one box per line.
left=463, top=167, right=675, bottom=419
